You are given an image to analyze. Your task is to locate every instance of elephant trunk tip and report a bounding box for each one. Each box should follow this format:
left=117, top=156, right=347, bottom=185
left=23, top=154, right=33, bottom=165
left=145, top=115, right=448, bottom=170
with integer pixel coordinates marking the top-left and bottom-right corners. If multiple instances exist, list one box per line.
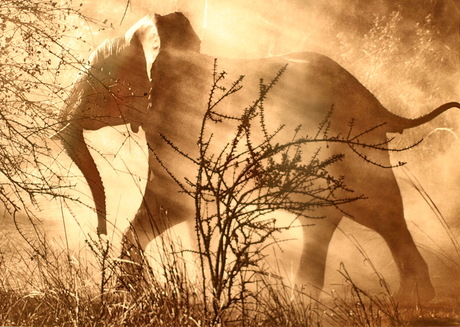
left=97, top=224, right=108, bottom=235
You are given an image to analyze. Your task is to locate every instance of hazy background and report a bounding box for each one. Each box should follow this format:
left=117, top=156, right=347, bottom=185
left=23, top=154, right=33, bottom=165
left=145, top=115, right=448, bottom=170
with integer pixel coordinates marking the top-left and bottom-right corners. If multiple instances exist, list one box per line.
left=3, top=0, right=459, bottom=300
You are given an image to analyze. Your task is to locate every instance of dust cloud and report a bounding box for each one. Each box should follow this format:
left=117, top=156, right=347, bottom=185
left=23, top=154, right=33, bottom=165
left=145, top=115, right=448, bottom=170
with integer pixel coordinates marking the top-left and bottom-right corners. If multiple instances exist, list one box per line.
left=6, top=0, right=459, bottom=300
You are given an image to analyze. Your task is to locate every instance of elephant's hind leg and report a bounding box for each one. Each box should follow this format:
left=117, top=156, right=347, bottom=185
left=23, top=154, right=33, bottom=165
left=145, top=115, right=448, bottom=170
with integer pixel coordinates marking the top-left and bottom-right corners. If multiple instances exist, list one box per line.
left=354, top=180, right=435, bottom=303
left=374, top=217, right=435, bottom=303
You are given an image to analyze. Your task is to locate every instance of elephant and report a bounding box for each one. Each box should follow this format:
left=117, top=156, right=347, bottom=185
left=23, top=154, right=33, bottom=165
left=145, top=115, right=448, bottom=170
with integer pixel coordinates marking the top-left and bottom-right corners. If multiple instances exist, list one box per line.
left=56, top=12, right=459, bottom=302
left=55, top=15, right=160, bottom=234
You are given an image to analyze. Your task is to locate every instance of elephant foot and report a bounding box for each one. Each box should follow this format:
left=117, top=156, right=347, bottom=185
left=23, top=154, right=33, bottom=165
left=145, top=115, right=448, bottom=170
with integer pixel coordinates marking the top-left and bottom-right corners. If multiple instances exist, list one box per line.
left=395, top=277, right=435, bottom=305
left=116, top=258, right=156, bottom=292
left=294, top=282, right=324, bottom=301
left=116, top=242, right=151, bottom=290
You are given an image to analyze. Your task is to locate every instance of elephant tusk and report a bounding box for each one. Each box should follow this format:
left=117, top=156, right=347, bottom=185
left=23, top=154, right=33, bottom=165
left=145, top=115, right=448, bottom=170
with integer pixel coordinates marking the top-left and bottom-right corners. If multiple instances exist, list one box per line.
left=50, top=123, right=71, bottom=140
left=130, top=121, right=141, bottom=133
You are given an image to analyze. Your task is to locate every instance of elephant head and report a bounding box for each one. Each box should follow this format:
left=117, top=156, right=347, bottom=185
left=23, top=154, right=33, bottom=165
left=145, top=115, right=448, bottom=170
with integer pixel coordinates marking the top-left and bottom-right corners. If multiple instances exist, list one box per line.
left=54, top=13, right=191, bottom=234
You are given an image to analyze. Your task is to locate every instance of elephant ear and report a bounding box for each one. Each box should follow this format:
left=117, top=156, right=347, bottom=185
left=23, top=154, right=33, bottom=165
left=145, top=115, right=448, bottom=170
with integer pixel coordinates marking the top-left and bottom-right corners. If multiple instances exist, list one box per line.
left=154, top=12, right=201, bottom=53
left=125, top=14, right=162, bottom=81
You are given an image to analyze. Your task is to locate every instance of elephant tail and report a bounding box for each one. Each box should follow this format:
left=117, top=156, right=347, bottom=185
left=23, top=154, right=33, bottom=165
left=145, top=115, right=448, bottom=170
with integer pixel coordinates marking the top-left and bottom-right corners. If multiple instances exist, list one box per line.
left=58, top=124, right=108, bottom=235
left=390, top=102, right=459, bottom=133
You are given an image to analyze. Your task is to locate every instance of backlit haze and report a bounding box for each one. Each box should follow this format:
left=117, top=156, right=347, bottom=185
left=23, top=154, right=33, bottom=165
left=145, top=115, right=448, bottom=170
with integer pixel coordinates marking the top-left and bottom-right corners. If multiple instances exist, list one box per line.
left=4, top=0, right=459, bottom=299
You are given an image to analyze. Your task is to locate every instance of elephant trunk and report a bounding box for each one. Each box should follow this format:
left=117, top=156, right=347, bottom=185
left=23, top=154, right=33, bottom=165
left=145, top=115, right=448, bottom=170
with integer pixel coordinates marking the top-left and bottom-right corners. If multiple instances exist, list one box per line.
left=57, top=123, right=107, bottom=235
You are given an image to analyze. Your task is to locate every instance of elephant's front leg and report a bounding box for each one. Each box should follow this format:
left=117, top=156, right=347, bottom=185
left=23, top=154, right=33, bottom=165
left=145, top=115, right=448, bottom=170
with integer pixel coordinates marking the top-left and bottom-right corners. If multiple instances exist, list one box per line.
left=121, top=186, right=168, bottom=261
left=118, top=183, right=170, bottom=286
left=118, top=154, right=192, bottom=286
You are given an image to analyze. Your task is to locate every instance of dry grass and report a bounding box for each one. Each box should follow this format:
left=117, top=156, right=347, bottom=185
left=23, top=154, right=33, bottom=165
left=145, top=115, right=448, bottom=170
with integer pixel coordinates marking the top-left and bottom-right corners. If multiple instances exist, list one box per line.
left=0, top=227, right=459, bottom=327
